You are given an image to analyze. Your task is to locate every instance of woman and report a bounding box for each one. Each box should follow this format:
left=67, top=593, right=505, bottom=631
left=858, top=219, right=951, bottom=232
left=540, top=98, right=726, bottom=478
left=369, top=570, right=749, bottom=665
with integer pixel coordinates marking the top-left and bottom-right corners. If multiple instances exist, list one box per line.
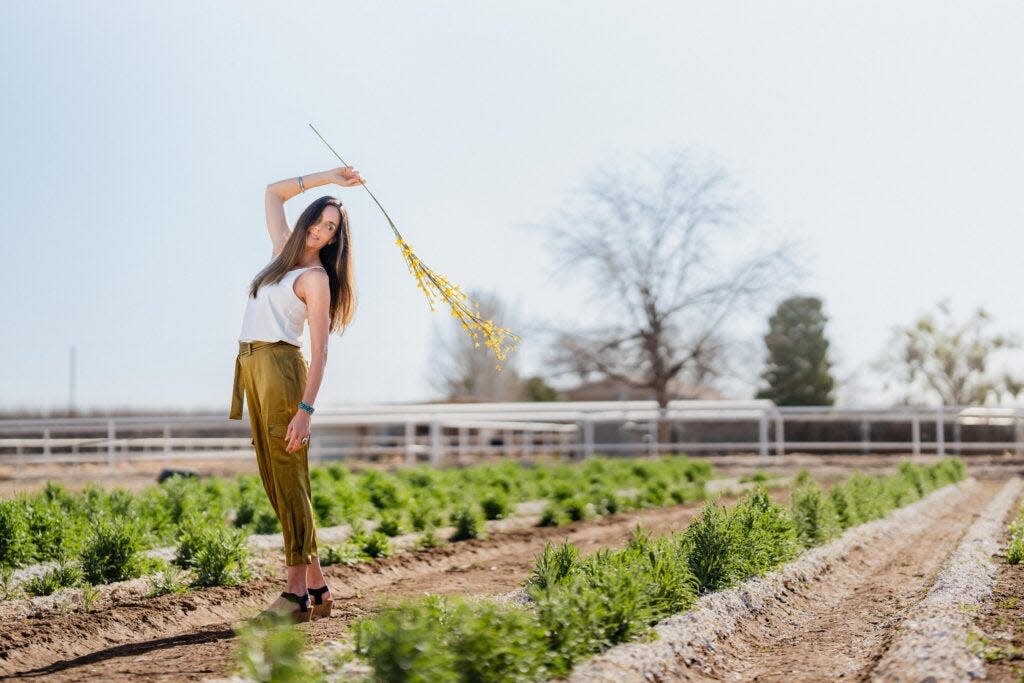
left=229, top=165, right=365, bottom=622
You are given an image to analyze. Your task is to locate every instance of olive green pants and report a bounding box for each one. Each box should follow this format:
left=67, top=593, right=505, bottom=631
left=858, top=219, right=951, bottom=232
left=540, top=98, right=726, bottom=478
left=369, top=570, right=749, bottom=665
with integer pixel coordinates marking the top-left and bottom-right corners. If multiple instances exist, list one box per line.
left=230, top=340, right=319, bottom=566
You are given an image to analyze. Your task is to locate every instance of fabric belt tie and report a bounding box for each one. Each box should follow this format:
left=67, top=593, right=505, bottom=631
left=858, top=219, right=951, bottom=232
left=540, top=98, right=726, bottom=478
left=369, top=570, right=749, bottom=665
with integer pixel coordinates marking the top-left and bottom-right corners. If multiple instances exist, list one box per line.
left=230, top=340, right=291, bottom=420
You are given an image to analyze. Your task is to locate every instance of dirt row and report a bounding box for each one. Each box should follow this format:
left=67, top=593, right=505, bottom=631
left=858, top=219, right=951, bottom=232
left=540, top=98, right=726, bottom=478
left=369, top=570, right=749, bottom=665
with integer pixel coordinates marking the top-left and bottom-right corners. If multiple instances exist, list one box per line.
left=970, top=490, right=1024, bottom=681
left=564, top=479, right=1007, bottom=682
left=703, top=481, right=1001, bottom=681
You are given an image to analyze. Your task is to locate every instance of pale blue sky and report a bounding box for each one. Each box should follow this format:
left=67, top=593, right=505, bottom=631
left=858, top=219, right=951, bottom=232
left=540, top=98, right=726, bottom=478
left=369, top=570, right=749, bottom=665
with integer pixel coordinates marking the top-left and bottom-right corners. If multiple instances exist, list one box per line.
left=2, top=2, right=1022, bottom=413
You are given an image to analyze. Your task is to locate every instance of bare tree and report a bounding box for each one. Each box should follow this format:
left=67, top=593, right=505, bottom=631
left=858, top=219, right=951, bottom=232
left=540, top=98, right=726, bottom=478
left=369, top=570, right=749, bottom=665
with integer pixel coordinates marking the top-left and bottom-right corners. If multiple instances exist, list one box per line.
left=427, top=289, right=525, bottom=402
left=876, top=299, right=1023, bottom=406
left=536, top=148, right=795, bottom=442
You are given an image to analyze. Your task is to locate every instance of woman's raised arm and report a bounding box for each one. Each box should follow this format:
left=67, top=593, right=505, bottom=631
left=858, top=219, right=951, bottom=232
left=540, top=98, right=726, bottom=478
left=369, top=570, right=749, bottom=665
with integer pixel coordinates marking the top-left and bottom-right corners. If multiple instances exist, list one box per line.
left=265, top=167, right=365, bottom=255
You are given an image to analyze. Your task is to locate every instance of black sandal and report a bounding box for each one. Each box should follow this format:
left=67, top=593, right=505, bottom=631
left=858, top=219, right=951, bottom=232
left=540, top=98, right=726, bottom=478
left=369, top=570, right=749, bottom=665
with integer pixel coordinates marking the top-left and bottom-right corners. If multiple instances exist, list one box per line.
left=308, top=584, right=333, bottom=619
left=258, top=591, right=311, bottom=623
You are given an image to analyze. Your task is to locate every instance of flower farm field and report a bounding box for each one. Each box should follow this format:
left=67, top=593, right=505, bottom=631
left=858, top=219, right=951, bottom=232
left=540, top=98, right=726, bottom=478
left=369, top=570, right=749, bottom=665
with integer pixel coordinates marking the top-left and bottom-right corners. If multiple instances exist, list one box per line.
left=6, top=451, right=1023, bottom=499
left=0, top=455, right=1022, bottom=682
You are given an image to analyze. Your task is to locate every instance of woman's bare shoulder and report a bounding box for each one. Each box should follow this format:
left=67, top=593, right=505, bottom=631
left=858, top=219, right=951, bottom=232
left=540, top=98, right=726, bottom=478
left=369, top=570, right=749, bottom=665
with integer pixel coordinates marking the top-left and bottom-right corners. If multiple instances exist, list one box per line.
left=293, top=267, right=330, bottom=303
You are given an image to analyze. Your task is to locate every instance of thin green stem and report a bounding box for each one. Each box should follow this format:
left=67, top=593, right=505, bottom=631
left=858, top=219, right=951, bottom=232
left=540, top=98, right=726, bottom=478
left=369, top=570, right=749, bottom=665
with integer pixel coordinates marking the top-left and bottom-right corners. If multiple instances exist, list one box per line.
left=307, top=123, right=404, bottom=242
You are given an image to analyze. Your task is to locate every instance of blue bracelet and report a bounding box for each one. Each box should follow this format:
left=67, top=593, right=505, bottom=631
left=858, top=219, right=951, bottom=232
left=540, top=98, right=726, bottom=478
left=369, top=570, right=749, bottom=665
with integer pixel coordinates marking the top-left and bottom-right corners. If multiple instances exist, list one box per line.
left=298, top=402, right=314, bottom=415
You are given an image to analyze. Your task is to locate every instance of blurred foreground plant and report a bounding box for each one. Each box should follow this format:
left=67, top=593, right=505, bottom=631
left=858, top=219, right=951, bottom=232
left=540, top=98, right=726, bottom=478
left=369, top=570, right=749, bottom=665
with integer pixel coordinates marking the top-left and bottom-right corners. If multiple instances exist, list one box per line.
left=234, top=611, right=321, bottom=683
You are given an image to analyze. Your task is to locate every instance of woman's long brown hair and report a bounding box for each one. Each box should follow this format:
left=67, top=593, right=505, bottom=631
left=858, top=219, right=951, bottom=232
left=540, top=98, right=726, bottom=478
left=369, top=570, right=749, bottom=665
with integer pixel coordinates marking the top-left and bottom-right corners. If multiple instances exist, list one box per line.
left=247, top=195, right=356, bottom=335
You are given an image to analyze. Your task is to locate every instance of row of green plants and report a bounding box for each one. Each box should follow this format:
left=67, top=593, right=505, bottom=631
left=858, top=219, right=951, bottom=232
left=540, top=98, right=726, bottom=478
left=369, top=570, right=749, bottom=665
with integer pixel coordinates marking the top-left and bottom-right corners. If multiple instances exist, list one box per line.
left=1005, top=502, right=1024, bottom=565
left=0, top=455, right=713, bottom=599
left=0, top=514, right=257, bottom=601
left=346, top=458, right=967, bottom=683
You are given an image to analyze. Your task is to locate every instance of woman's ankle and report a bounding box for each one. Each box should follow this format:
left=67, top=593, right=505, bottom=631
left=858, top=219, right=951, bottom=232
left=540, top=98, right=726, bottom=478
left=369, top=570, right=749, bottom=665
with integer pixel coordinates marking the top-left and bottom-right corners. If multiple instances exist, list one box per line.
left=284, top=562, right=309, bottom=595
left=306, top=564, right=325, bottom=586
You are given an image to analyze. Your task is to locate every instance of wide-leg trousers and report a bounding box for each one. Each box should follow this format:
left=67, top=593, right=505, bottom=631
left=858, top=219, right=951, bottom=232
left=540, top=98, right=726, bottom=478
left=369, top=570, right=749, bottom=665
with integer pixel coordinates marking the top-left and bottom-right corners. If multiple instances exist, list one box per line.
left=230, top=340, right=318, bottom=566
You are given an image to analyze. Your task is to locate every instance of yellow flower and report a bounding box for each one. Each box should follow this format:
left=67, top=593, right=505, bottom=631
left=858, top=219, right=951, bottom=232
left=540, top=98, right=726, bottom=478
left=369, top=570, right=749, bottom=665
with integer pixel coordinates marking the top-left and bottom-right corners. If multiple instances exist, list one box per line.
left=393, top=236, right=522, bottom=368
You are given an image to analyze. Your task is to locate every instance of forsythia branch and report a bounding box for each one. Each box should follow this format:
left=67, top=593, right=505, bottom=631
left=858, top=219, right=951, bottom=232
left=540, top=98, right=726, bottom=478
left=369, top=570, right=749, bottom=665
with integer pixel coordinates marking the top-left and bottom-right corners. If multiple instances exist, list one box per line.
left=308, top=123, right=523, bottom=370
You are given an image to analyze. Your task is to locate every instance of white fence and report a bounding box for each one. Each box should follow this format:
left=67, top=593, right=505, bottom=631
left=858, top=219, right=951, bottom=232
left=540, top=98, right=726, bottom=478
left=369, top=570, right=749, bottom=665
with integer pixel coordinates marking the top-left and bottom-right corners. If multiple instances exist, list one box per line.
left=0, top=401, right=1021, bottom=468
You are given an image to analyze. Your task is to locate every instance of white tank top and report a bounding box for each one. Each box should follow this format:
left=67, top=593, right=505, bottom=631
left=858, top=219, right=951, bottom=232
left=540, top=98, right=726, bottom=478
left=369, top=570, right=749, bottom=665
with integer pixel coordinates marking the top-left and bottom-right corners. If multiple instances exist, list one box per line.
left=238, top=266, right=324, bottom=346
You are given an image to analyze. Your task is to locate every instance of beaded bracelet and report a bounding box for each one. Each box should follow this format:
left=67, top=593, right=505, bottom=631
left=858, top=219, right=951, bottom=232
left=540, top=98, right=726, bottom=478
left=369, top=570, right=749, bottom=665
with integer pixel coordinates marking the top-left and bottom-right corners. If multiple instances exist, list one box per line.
left=298, top=401, right=314, bottom=415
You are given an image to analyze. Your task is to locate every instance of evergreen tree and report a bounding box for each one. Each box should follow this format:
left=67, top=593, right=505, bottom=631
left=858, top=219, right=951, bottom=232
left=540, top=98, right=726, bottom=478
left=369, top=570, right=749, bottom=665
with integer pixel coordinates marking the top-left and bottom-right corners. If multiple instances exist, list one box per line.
left=756, top=296, right=836, bottom=405
left=522, top=376, right=560, bottom=402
